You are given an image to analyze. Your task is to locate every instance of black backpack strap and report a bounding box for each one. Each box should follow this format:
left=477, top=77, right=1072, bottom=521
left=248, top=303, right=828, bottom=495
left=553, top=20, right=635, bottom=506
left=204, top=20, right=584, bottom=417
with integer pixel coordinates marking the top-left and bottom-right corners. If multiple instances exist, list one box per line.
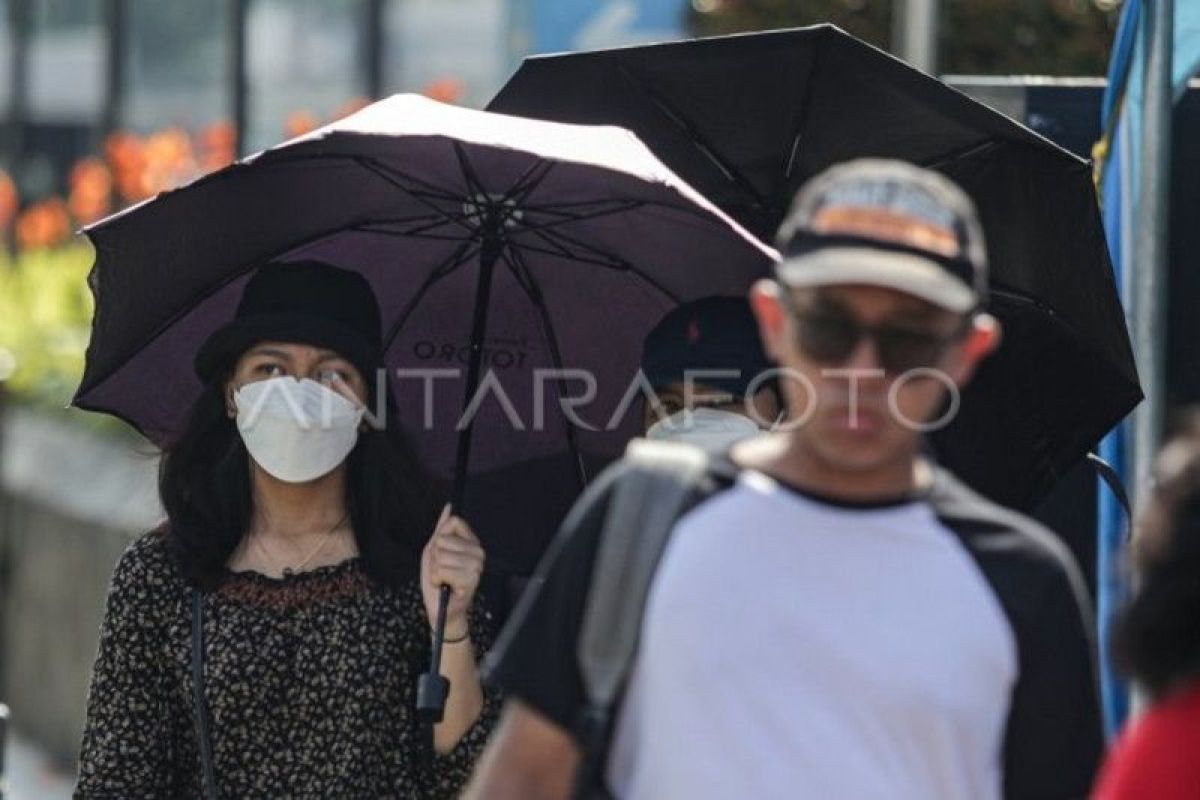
left=573, top=442, right=734, bottom=798
left=191, top=588, right=219, bottom=800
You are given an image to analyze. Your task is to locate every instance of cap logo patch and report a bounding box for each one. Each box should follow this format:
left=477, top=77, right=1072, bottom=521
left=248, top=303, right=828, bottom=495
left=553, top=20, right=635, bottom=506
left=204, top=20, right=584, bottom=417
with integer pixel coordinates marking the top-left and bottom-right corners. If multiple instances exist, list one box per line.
left=810, top=205, right=961, bottom=259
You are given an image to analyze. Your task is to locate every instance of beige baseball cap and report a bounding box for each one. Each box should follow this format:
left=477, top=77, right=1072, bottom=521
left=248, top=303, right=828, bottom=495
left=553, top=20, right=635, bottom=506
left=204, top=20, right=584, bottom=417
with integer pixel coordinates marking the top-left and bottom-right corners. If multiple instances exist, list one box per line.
left=774, top=159, right=988, bottom=313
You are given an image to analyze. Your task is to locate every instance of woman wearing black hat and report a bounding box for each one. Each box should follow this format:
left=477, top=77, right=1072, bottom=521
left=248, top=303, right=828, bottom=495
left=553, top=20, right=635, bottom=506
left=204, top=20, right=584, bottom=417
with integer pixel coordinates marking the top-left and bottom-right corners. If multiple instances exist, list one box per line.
left=75, top=261, right=498, bottom=798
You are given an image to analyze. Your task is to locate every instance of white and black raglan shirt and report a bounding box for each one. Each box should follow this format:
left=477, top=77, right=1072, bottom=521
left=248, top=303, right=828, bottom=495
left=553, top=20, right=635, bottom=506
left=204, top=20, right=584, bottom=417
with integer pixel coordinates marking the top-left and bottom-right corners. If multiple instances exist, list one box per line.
left=486, top=454, right=1103, bottom=800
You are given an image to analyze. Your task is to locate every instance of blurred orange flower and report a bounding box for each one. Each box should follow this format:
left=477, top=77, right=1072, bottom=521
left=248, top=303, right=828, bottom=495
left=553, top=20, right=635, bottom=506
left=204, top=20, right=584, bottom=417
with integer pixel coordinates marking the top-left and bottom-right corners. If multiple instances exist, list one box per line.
left=0, top=169, right=17, bottom=233
left=105, top=131, right=148, bottom=203
left=141, top=128, right=197, bottom=196
left=10, top=99, right=389, bottom=253
left=198, top=121, right=237, bottom=174
left=423, top=78, right=465, bottom=105
left=15, top=197, right=72, bottom=250
left=285, top=111, right=320, bottom=140
left=332, top=97, right=372, bottom=122
left=68, top=157, right=113, bottom=226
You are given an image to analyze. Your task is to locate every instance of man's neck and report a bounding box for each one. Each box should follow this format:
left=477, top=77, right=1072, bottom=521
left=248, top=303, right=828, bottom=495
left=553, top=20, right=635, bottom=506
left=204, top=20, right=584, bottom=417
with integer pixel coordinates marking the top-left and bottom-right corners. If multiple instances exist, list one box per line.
left=731, top=433, right=929, bottom=504
left=249, top=462, right=349, bottom=540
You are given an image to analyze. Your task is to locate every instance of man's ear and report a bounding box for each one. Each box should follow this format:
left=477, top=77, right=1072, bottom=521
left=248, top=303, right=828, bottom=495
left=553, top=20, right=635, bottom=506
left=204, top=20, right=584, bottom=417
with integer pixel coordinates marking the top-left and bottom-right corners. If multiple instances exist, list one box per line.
left=749, top=280, right=788, bottom=363
left=945, top=313, right=1002, bottom=386
left=963, top=313, right=1002, bottom=361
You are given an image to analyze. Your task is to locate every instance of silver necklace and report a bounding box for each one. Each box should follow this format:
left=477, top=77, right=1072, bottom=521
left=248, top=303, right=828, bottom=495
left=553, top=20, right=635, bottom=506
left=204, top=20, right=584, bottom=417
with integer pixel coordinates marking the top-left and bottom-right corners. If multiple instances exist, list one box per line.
left=252, top=513, right=349, bottom=578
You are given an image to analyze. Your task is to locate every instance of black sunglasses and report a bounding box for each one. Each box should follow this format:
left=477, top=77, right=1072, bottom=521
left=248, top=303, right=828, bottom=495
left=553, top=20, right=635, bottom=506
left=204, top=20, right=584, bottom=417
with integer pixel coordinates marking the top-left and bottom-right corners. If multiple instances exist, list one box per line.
left=784, top=298, right=972, bottom=374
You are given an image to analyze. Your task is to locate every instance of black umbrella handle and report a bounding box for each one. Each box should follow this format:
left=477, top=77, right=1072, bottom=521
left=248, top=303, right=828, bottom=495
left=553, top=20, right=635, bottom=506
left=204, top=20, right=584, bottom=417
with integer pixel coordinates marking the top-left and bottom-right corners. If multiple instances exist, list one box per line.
left=419, top=219, right=505, bottom=724
left=417, top=584, right=452, bottom=724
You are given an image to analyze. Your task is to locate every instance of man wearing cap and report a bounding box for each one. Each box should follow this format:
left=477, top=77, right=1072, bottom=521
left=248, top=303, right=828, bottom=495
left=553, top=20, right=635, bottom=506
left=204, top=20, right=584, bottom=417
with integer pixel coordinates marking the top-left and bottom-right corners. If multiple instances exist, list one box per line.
left=639, top=295, right=782, bottom=449
left=466, top=159, right=1103, bottom=800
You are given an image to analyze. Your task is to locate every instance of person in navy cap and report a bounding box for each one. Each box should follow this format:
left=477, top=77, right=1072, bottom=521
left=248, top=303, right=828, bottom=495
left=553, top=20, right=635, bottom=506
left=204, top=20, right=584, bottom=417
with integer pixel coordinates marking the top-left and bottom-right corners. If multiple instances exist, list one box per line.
left=639, top=295, right=783, bottom=449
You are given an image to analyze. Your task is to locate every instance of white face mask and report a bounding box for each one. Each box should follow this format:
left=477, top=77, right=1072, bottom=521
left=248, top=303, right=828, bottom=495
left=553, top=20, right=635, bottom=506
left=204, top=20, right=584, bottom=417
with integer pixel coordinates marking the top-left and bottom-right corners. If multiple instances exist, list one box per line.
left=233, top=376, right=365, bottom=483
left=645, top=406, right=764, bottom=450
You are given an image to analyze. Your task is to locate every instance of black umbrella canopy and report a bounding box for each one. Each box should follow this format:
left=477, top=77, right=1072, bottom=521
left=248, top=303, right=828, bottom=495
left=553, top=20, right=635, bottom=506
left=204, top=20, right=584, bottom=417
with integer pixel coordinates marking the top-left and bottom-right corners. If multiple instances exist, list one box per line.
left=489, top=24, right=1141, bottom=510
left=74, top=94, right=774, bottom=574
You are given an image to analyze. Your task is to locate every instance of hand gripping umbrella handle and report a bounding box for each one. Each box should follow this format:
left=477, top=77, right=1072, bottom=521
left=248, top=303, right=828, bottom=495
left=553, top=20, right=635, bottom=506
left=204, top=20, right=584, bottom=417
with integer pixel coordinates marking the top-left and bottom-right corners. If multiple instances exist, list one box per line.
left=417, top=584, right=453, bottom=723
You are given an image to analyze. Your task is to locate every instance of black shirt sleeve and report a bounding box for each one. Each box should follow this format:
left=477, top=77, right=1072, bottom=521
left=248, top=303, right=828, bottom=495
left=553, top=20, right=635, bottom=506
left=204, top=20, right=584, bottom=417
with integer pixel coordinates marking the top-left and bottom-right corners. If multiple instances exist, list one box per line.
left=1000, top=537, right=1104, bottom=800
left=481, top=463, right=622, bottom=734
left=930, top=469, right=1104, bottom=799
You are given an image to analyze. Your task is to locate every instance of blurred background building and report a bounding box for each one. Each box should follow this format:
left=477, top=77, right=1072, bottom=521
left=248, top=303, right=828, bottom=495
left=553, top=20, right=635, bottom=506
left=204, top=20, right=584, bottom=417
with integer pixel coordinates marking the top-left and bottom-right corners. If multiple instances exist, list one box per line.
left=0, top=0, right=1121, bottom=208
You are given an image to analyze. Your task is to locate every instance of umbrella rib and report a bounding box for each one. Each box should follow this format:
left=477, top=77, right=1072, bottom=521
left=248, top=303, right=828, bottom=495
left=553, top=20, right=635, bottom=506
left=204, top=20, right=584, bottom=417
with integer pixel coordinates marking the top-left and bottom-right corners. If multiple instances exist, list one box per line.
left=782, top=31, right=827, bottom=183
left=354, top=212, right=474, bottom=239
left=522, top=227, right=680, bottom=303
left=521, top=198, right=651, bottom=212
left=350, top=226, right=478, bottom=243
left=522, top=196, right=718, bottom=226
left=356, top=157, right=477, bottom=234
left=501, top=246, right=590, bottom=490
left=359, top=211, right=448, bottom=226
left=783, top=131, right=803, bottom=182
left=989, top=285, right=1061, bottom=318
left=381, top=237, right=481, bottom=353
left=920, top=138, right=999, bottom=171
left=518, top=198, right=642, bottom=218
left=509, top=201, right=646, bottom=234
left=516, top=229, right=578, bottom=261
left=519, top=201, right=627, bottom=217
left=354, top=211, right=467, bottom=237
left=501, top=159, right=556, bottom=207
left=453, top=142, right=490, bottom=201
left=515, top=239, right=628, bottom=271
left=357, top=158, right=465, bottom=204
left=614, top=63, right=766, bottom=208
left=531, top=225, right=633, bottom=266
left=503, top=247, right=537, bottom=297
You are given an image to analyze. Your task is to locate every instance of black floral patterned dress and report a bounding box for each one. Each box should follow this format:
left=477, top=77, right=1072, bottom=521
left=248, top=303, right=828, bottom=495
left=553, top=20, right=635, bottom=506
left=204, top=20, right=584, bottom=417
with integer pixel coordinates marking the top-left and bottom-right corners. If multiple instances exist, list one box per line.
left=75, top=529, right=500, bottom=799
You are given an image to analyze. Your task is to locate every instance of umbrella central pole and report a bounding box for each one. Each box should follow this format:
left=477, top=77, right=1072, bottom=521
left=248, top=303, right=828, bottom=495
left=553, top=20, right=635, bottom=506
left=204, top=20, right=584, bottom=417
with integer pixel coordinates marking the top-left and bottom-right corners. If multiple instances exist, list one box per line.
left=418, top=224, right=505, bottom=726
left=453, top=226, right=505, bottom=507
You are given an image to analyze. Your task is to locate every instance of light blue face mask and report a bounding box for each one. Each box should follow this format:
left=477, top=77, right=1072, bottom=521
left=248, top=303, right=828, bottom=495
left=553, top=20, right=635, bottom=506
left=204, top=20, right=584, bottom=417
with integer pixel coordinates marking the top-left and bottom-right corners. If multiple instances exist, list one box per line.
left=645, top=406, right=767, bottom=450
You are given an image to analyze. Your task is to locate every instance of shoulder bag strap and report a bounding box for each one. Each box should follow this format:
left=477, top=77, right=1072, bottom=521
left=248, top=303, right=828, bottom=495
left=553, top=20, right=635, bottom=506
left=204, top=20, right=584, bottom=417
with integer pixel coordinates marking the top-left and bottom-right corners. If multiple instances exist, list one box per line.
left=191, top=588, right=219, bottom=800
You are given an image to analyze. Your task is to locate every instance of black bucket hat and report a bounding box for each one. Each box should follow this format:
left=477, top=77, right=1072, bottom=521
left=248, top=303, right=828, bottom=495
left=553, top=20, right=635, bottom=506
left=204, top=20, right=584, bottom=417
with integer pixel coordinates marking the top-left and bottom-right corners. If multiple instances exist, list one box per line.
left=194, top=260, right=384, bottom=385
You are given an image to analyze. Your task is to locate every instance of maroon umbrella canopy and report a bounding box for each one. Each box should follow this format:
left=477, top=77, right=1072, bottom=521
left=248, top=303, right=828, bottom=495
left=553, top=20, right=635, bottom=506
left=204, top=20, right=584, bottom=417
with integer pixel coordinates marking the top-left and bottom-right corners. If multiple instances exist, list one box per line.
left=75, top=93, right=775, bottom=574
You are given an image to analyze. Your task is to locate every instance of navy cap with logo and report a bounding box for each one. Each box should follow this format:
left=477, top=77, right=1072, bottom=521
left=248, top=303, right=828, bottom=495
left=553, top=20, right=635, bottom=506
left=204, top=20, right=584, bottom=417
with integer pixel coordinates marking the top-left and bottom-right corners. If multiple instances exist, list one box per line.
left=641, top=295, right=772, bottom=398
left=774, top=158, right=988, bottom=313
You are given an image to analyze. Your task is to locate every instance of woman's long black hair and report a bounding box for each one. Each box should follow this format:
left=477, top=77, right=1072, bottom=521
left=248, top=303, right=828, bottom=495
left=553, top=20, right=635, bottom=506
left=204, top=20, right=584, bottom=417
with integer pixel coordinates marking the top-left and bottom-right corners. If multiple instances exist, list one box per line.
left=1112, top=411, right=1200, bottom=700
left=159, top=369, right=438, bottom=590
